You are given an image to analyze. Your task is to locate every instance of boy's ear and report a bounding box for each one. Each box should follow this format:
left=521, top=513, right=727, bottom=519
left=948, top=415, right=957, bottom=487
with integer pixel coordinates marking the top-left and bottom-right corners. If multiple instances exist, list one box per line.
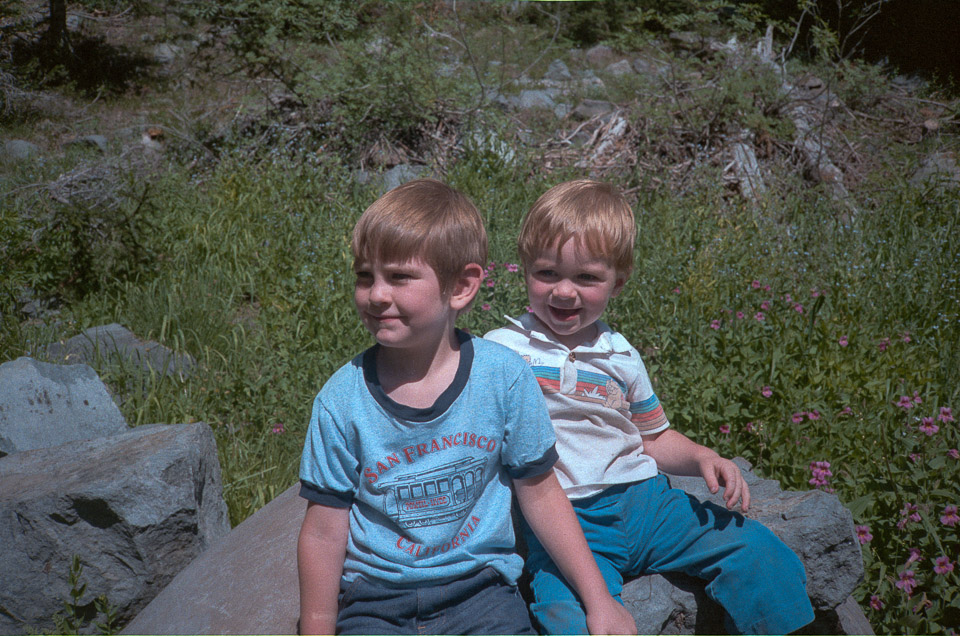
left=448, top=263, right=484, bottom=311
left=611, top=273, right=628, bottom=298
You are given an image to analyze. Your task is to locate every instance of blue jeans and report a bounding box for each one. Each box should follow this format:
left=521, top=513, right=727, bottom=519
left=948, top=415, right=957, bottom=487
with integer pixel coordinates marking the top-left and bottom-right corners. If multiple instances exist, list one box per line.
left=524, top=476, right=814, bottom=635
left=336, top=566, right=534, bottom=635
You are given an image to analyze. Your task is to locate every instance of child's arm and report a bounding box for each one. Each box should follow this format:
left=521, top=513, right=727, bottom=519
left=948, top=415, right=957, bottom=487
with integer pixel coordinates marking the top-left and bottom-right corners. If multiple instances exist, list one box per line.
left=297, top=501, right=350, bottom=635
left=642, top=429, right=751, bottom=511
left=514, top=471, right=638, bottom=636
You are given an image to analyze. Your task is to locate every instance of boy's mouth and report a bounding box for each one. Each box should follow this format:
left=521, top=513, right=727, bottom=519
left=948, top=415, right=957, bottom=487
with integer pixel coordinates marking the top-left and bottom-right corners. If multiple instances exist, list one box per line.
left=549, top=306, right=581, bottom=321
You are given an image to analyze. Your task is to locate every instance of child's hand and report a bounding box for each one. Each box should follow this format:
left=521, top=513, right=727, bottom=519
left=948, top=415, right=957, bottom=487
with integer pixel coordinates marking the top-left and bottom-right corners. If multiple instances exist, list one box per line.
left=585, top=596, right=638, bottom=635
left=700, top=454, right=751, bottom=512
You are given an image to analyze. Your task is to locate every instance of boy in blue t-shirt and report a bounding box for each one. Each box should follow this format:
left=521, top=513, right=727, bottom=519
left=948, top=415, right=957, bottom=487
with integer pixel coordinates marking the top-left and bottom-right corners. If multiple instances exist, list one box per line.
left=297, top=179, right=635, bottom=635
left=485, top=179, right=815, bottom=635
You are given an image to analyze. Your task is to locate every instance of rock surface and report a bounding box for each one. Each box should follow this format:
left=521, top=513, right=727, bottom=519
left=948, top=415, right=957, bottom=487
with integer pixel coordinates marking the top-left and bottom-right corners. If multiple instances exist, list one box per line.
left=121, top=460, right=869, bottom=635
left=0, top=422, right=230, bottom=634
left=0, top=357, right=128, bottom=456
left=123, top=484, right=303, bottom=635
left=47, top=323, right=196, bottom=379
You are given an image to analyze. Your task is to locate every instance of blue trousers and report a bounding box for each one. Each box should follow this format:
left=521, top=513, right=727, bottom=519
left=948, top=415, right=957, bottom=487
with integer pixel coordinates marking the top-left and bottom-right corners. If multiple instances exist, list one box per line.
left=524, top=476, right=814, bottom=635
left=336, top=566, right=534, bottom=635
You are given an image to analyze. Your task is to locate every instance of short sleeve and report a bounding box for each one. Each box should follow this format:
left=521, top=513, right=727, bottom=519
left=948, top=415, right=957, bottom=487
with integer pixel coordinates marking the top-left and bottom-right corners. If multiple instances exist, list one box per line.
left=628, top=352, right=671, bottom=435
left=500, top=361, right=558, bottom=479
left=298, top=393, right=359, bottom=507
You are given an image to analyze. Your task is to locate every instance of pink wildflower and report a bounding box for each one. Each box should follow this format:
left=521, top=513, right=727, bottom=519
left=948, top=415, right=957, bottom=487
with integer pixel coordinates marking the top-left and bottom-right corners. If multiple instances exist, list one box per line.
left=896, top=395, right=915, bottom=410
left=839, top=406, right=853, bottom=417
left=941, top=505, right=959, bottom=527
left=839, top=335, right=848, bottom=347
left=751, top=280, right=761, bottom=289
left=271, top=423, right=285, bottom=435
left=898, top=503, right=921, bottom=530
left=761, top=386, right=773, bottom=398
left=745, top=422, right=756, bottom=433
left=794, top=303, right=804, bottom=314
left=525, top=305, right=533, bottom=313
left=939, top=407, right=955, bottom=423
left=906, top=548, right=924, bottom=565
left=784, top=293, right=793, bottom=302
left=878, top=337, right=891, bottom=352
left=896, top=570, right=917, bottom=596
left=486, top=279, right=495, bottom=288
left=760, top=301, right=770, bottom=310
left=949, top=448, right=959, bottom=460
left=673, top=287, right=681, bottom=294
left=869, top=595, right=884, bottom=611
left=902, top=332, right=912, bottom=343
left=934, top=556, right=955, bottom=575
left=919, top=417, right=939, bottom=436
left=913, top=391, right=922, bottom=405
left=807, top=410, right=821, bottom=420
left=719, top=424, right=730, bottom=434
left=754, top=312, right=765, bottom=321
left=710, top=319, right=721, bottom=330
left=855, top=525, right=873, bottom=544
left=481, top=303, right=491, bottom=311
left=736, top=311, right=745, bottom=320
left=763, top=284, right=771, bottom=292
left=792, top=412, right=806, bottom=424
left=505, top=263, right=519, bottom=273
left=909, top=453, right=922, bottom=464
left=808, top=461, right=833, bottom=489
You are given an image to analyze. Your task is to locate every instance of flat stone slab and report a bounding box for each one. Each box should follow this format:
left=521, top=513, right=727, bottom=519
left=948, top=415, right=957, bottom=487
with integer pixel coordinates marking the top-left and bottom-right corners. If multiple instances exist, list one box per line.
left=0, top=422, right=230, bottom=634
left=122, top=484, right=302, bottom=635
left=0, top=356, right=128, bottom=456
left=47, top=323, right=196, bottom=379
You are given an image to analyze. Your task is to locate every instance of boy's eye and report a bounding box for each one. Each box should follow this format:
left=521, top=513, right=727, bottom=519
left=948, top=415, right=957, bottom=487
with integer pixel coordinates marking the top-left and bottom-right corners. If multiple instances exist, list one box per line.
left=578, top=273, right=600, bottom=282
left=391, top=272, right=413, bottom=281
left=355, top=271, right=372, bottom=284
left=534, top=269, right=558, bottom=279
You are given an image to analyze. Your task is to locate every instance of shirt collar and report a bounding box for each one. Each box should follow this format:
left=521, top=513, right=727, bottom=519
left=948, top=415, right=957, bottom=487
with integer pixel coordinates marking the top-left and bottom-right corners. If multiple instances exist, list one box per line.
left=503, top=313, right=633, bottom=354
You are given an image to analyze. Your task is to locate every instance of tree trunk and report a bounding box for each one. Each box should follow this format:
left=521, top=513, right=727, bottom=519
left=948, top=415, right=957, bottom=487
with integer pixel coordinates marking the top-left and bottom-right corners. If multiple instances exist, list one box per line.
left=43, top=0, right=69, bottom=56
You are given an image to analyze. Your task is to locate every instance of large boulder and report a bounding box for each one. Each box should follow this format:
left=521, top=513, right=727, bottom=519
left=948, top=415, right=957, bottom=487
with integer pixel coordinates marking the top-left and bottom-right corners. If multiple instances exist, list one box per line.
left=123, top=483, right=302, bottom=635
left=0, top=422, right=230, bottom=634
left=0, top=357, right=128, bottom=457
left=47, top=323, right=196, bottom=379
left=622, top=458, right=869, bottom=634
left=122, top=461, right=869, bottom=635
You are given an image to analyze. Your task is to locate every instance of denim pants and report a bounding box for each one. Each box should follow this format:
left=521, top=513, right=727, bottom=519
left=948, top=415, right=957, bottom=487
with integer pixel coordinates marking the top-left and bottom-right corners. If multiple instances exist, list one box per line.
left=524, top=475, right=814, bottom=635
left=336, top=566, right=534, bottom=635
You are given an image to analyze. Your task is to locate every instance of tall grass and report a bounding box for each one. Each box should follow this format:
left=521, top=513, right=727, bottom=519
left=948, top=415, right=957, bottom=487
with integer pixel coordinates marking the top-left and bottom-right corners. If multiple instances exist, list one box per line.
left=2, top=119, right=958, bottom=636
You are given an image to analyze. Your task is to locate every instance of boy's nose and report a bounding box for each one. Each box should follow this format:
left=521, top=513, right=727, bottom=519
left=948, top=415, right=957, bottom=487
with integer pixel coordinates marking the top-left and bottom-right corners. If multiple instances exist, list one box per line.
left=552, top=280, right=577, bottom=301
left=369, top=279, right=391, bottom=304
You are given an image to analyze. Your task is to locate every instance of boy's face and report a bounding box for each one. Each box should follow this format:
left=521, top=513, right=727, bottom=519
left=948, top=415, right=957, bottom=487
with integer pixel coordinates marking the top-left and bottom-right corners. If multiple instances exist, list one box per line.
left=353, top=257, right=455, bottom=351
left=525, top=238, right=626, bottom=349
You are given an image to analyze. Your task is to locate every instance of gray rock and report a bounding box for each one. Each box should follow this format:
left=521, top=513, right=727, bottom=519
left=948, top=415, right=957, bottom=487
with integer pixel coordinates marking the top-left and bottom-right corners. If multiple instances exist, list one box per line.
left=585, top=44, right=616, bottom=67
left=67, top=134, right=108, bottom=154
left=382, top=164, right=427, bottom=193
left=572, top=99, right=616, bottom=121
left=518, top=89, right=556, bottom=110
left=0, top=422, right=230, bottom=634
left=544, top=59, right=572, bottom=82
left=123, top=484, right=302, bottom=635
left=622, top=458, right=866, bottom=633
left=151, top=43, right=182, bottom=64
left=910, top=151, right=960, bottom=188
left=604, top=59, right=633, bottom=76
left=47, top=323, right=196, bottom=379
left=0, top=357, right=128, bottom=457
left=1, top=139, right=40, bottom=164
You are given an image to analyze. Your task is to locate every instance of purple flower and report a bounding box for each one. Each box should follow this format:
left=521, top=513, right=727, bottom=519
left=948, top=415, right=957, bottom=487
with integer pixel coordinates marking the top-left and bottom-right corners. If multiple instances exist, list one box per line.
left=919, top=417, right=939, bottom=436
left=898, top=503, right=921, bottom=530
left=481, top=303, right=491, bottom=311
left=751, top=280, right=761, bottom=289
left=710, top=319, right=721, bottom=330
left=271, top=423, right=285, bottom=435
left=869, top=595, right=884, bottom=611
left=754, top=312, right=765, bottom=321
left=896, top=395, right=915, bottom=410
left=878, top=337, right=891, bottom=352
left=949, top=448, right=959, bottom=460
left=808, top=461, right=833, bottom=489
left=839, top=406, right=853, bottom=417
left=941, top=505, right=959, bottom=527
left=784, top=293, right=793, bottom=302
left=505, top=263, right=519, bottom=273
left=763, top=284, right=771, bottom=292
left=913, top=391, right=922, bottom=405
left=761, top=386, right=773, bottom=398
left=902, top=332, right=912, bottom=343
left=811, top=288, right=822, bottom=298
left=486, top=279, right=495, bottom=288
left=760, top=301, right=770, bottom=310
left=934, top=556, right=955, bottom=575
left=906, top=548, right=924, bottom=565
left=791, top=412, right=806, bottom=424
left=895, top=570, right=917, bottom=596
left=855, top=525, right=873, bottom=544
left=736, top=311, right=745, bottom=320
left=807, top=410, right=821, bottom=420
left=839, top=335, right=848, bottom=347
left=794, top=303, right=804, bottom=314
left=525, top=305, right=533, bottom=313
left=745, top=422, right=756, bottom=433
left=939, top=407, right=955, bottom=423
left=673, top=287, right=681, bottom=294
left=719, top=424, right=730, bottom=435
left=909, top=453, right=922, bottom=464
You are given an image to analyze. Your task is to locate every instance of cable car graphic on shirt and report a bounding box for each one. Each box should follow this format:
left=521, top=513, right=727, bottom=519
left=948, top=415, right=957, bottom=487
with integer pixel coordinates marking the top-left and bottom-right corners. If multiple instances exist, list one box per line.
left=380, top=457, right=486, bottom=529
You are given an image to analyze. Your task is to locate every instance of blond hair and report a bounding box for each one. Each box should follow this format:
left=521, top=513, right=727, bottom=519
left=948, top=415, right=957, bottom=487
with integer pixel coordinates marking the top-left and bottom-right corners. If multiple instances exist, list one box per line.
left=518, top=179, right=636, bottom=275
left=351, top=179, right=487, bottom=293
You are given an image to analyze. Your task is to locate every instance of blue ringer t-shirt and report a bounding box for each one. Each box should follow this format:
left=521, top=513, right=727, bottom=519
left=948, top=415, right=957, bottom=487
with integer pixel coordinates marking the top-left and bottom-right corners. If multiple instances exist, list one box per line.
left=299, top=331, right=558, bottom=586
